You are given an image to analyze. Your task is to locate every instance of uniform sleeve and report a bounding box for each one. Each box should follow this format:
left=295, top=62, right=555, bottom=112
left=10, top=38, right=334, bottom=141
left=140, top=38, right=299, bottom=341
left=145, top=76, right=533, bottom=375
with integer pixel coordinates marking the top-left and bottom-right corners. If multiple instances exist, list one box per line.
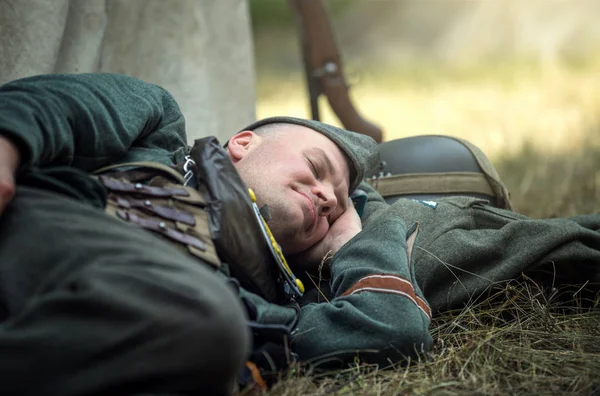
left=358, top=180, right=390, bottom=227
left=243, top=215, right=433, bottom=366
left=291, top=215, right=432, bottom=364
left=0, top=73, right=187, bottom=172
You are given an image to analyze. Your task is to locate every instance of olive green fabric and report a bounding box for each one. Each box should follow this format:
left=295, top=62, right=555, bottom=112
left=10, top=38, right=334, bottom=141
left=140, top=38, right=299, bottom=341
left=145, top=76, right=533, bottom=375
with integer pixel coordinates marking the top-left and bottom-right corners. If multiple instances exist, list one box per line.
left=239, top=116, right=380, bottom=194
left=0, top=74, right=246, bottom=394
left=0, top=73, right=188, bottom=172
left=241, top=214, right=433, bottom=364
left=360, top=182, right=600, bottom=314
left=5, top=72, right=597, bottom=388
left=0, top=186, right=249, bottom=395
left=0, top=73, right=433, bottom=393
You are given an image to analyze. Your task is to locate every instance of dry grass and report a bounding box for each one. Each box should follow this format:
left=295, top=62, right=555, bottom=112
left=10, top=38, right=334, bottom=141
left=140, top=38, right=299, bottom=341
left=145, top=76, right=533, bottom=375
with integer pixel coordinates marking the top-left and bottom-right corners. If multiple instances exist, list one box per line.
left=498, top=142, right=600, bottom=218
left=252, top=60, right=600, bottom=395
left=258, top=281, right=600, bottom=396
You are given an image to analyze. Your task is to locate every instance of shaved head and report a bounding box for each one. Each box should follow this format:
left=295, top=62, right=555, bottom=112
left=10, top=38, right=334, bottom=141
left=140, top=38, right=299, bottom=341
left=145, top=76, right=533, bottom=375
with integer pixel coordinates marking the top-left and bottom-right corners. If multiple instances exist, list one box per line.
left=226, top=125, right=350, bottom=254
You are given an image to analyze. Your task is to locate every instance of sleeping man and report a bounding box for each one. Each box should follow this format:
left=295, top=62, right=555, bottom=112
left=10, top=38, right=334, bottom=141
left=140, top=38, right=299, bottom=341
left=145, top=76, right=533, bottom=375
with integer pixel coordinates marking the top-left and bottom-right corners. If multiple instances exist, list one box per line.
left=0, top=73, right=597, bottom=395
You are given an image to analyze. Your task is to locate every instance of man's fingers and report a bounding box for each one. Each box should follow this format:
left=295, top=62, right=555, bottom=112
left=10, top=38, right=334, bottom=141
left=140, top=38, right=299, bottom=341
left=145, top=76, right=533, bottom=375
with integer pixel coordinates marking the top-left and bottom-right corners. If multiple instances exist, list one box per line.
left=0, top=171, right=16, bottom=215
left=0, top=136, right=21, bottom=216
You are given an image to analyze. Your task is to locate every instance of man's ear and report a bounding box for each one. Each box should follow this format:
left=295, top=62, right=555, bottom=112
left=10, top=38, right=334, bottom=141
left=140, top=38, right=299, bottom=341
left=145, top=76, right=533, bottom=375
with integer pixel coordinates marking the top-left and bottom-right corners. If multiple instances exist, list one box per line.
left=227, top=131, right=260, bottom=162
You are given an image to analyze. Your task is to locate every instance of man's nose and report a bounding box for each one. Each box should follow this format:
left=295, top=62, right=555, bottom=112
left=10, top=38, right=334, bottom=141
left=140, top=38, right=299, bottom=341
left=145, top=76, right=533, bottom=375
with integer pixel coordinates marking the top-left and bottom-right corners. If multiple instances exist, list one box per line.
left=314, top=186, right=337, bottom=216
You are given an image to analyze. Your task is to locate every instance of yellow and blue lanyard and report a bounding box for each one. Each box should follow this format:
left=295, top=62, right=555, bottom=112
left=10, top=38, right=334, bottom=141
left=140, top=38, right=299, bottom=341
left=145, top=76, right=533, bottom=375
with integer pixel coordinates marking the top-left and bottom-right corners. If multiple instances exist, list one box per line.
left=248, top=189, right=305, bottom=300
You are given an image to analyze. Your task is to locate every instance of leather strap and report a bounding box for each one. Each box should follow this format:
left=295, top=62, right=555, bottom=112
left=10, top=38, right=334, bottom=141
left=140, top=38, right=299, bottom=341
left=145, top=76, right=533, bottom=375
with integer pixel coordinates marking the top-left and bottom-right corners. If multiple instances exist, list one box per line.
left=99, top=175, right=190, bottom=197
left=109, top=194, right=196, bottom=226
left=94, top=161, right=187, bottom=184
left=116, top=210, right=208, bottom=254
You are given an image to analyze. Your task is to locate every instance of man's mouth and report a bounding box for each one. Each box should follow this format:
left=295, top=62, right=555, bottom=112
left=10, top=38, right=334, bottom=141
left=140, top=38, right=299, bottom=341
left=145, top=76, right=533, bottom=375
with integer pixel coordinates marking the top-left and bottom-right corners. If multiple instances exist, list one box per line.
left=298, top=191, right=316, bottom=230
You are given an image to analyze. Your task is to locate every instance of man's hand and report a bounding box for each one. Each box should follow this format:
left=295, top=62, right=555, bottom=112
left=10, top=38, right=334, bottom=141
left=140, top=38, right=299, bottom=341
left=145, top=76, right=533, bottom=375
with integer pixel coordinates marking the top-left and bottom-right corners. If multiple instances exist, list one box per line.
left=0, top=136, right=20, bottom=215
left=289, top=200, right=362, bottom=271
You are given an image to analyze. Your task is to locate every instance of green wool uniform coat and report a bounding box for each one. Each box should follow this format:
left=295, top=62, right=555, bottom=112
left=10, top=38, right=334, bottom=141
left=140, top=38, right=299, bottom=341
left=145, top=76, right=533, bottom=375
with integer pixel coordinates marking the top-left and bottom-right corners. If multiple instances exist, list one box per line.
left=360, top=190, right=600, bottom=314
left=0, top=74, right=431, bottom=394
left=0, top=74, right=251, bottom=395
left=2, top=73, right=597, bottom=394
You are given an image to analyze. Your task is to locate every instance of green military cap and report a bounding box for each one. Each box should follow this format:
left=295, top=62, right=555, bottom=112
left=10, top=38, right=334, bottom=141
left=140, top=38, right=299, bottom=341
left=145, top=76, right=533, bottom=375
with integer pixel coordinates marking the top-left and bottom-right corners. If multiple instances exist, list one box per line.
left=237, top=116, right=380, bottom=193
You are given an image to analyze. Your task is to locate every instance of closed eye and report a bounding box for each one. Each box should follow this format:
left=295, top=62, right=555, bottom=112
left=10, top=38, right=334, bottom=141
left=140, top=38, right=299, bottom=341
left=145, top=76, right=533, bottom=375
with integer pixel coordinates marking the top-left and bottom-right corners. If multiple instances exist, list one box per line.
left=307, top=158, right=320, bottom=180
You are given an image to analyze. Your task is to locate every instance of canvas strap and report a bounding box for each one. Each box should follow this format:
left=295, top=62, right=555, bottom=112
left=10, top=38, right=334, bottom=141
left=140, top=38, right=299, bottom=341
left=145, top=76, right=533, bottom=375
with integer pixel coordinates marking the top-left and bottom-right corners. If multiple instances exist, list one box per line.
left=369, top=172, right=496, bottom=198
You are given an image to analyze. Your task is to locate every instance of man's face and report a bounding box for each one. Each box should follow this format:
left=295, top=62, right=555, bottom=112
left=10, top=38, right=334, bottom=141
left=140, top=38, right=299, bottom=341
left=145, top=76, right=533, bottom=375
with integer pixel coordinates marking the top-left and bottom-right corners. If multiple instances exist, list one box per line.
left=228, top=125, right=350, bottom=254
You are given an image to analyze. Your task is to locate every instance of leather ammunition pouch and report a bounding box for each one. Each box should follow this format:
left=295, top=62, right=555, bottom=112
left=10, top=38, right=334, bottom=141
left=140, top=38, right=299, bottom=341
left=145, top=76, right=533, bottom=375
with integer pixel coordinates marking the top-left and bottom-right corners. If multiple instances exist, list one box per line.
left=95, top=137, right=284, bottom=303
left=97, top=166, right=222, bottom=269
left=368, top=135, right=512, bottom=210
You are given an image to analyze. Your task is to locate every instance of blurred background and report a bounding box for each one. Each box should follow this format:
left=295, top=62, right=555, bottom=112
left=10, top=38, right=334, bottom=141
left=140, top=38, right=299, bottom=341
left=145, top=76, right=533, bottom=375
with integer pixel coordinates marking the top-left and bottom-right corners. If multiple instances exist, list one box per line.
left=1, top=0, right=598, bottom=217
left=253, top=0, right=600, bottom=155
left=251, top=0, right=600, bottom=216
